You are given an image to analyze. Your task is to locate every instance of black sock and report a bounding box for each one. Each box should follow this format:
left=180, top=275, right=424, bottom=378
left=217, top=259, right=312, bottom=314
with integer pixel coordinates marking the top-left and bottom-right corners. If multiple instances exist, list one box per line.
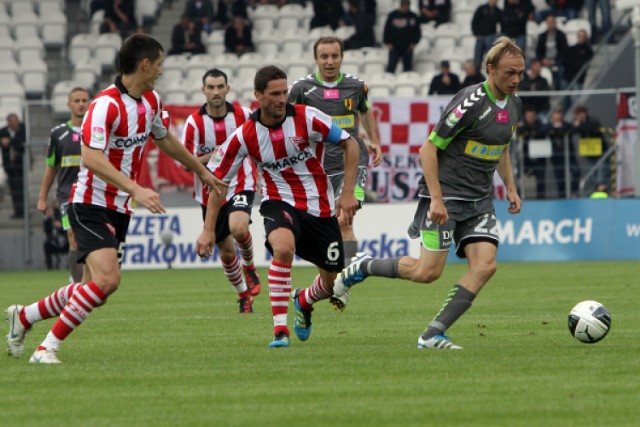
left=422, top=284, right=476, bottom=339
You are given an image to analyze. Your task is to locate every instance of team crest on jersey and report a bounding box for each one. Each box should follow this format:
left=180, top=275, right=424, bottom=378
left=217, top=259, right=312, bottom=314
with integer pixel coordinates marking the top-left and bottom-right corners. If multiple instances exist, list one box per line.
left=445, top=86, right=486, bottom=128
left=344, top=98, right=354, bottom=110
left=289, top=136, right=310, bottom=151
left=92, top=126, right=105, bottom=142
left=445, top=108, right=463, bottom=128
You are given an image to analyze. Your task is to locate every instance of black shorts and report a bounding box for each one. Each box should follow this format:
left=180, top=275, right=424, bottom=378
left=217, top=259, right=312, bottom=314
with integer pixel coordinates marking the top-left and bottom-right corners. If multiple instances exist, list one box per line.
left=68, top=203, right=130, bottom=263
left=259, top=200, right=344, bottom=272
left=201, top=191, right=255, bottom=243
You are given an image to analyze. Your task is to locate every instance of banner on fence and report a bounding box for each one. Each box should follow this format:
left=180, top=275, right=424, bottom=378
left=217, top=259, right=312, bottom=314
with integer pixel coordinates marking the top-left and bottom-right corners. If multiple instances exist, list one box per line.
left=121, top=199, right=640, bottom=270
left=615, top=92, right=637, bottom=197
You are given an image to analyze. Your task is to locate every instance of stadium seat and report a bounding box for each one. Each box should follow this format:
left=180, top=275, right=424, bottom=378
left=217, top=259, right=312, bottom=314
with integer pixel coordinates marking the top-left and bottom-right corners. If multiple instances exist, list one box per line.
left=15, top=36, right=44, bottom=63
left=287, top=63, right=311, bottom=80
left=335, top=25, right=355, bottom=41
left=0, top=77, right=26, bottom=107
left=394, top=84, right=419, bottom=98
left=136, top=0, right=159, bottom=27
left=205, top=30, right=225, bottom=56
left=561, top=18, right=592, bottom=45
left=276, top=5, right=302, bottom=32
left=281, top=30, right=306, bottom=57
left=94, top=32, right=122, bottom=73
left=51, top=79, right=80, bottom=118
left=361, top=47, right=387, bottom=78
left=0, top=34, right=15, bottom=61
left=71, top=57, right=101, bottom=91
left=9, top=0, right=34, bottom=16
left=89, top=9, right=103, bottom=35
left=68, top=33, right=96, bottom=67
left=0, top=56, right=19, bottom=82
left=252, top=5, right=277, bottom=33
left=459, top=34, right=476, bottom=57
left=20, top=57, right=47, bottom=98
left=165, top=91, right=190, bottom=105
left=39, top=9, right=66, bottom=49
left=36, top=0, right=63, bottom=15
left=255, top=31, right=280, bottom=56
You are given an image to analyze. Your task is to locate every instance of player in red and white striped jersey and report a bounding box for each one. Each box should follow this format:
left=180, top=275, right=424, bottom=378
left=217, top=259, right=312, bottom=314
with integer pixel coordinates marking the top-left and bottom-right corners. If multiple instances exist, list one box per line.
left=197, top=66, right=360, bottom=347
left=181, top=68, right=260, bottom=312
left=5, top=34, right=226, bottom=364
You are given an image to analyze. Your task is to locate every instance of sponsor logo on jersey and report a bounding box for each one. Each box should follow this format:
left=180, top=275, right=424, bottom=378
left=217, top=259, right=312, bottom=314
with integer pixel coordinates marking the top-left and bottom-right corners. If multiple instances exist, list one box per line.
left=92, top=126, right=105, bottom=142
left=61, top=155, right=82, bottom=167
left=72, top=132, right=80, bottom=142
left=324, top=89, right=339, bottom=99
left=303, top=86, right=317, bottom=96
left=479, top=106, right=492, bottom=121
left=136, top=101, right=147, bottom=116
left=464, top=140, right=507, bottom=161
left=262, top=148, right=314, bottom=171
left=114, top=132, right=150, bottom=148
left=214, top=121, right=226, bottom=131
left=496, top=110, right=509, bottom=123
left=289, top=136, right=310, bottom=151
left=331, top=114, right=355, bottom=129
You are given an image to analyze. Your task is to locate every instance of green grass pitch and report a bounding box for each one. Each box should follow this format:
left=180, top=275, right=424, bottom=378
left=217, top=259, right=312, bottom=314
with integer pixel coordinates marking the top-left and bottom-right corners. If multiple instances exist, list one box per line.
left=1, top=261, right=639, bottom=427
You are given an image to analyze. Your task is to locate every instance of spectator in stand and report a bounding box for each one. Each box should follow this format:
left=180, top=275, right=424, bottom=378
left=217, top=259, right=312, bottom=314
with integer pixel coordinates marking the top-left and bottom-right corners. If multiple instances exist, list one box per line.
left=471, top=0, right=502, bottom=71
left=428, top=60, right=461, bottom=95
left=383, top=0, right=421, bottom=73
left=586, top=0, right=612, bottom=43
left=310, top=0, right=344, bottom=30
left=461, top=60, right=485, bottom=87
left=502, top=0, right=535, bottom=55
left=343, top=1, right=377, bottom=50
left=0, top=113, right=26, bottom=219
left=417, top=0, right=450, bottom=27
left=224, top=15, right=255, bottom=56
left=100, top=0, right=137, bottom=38
left=536, top=14, right=568, bottom=89
left=518, top=59, right=551, bottom=117
left=184, top=0, right=216, bottom=34
left=537, top=0, right=583, bottom=22
left=572, top=105, right=609, bottom=190
left=563, top=29, right=593, bottom=88
left=169, top=15, right=207, bottom=55
left=339, top=0, right=359, bottom=27
left=518, top=107, right=548, bottom=199
left=547, top=109, right=580, bottom=198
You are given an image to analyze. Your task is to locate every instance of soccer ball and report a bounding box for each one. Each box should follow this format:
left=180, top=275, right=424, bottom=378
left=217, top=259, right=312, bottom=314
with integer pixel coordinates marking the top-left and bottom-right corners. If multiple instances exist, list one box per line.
left=568, top=300, right=611, bottom=344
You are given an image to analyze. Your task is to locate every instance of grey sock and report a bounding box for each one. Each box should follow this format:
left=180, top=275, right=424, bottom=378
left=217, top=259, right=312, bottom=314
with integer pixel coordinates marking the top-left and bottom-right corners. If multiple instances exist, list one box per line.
left=422, top=284, right=476, bottom=339
left=361, top=257, right=401, bottom=279
left=343, top=240, right=358, bottom=264
left=68, top=251, right=83, bottom=283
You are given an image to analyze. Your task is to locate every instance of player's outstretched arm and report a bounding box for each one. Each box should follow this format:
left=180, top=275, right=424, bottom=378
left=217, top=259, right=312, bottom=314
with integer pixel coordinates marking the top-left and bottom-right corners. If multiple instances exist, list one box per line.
left=37, top=166, right=56, bottom=213
left=361, top=109, right=382, bottom=166
left=82, top=145, right=166, bottom=214
left=196, top=185, right=225, bottom=258
left=336, top=136, right=359, bottom=224
left=155, top=132, right=227, bottom=195
left=497, top=147, right=522, bottom=214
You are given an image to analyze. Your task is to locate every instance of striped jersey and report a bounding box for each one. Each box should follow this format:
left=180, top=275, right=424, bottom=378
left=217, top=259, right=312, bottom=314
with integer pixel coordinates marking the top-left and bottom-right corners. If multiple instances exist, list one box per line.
left=421, top=81, right=523, bottom=200
left=72, top=76, right=167, bottom=214
left=208, top=104, right=349, bottom=218
left=288, top=72, right=370, bottom=174
left=46, top=121, right=82, bottom=205
left=181, top=102, right=256, bottom=206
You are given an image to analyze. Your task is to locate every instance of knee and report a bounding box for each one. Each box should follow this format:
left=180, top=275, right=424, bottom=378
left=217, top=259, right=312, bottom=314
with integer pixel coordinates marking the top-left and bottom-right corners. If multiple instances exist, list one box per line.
left=413, top=265, right=442, bottom=284
left=219, top=247, right=236, bottom=263
left=230, top=223, right=248, bottom=241
left=474, top=260, right=497, bottom=281
left=94, top=272, right=121, bottom=297
left=271, top=243, right=295, bottom=263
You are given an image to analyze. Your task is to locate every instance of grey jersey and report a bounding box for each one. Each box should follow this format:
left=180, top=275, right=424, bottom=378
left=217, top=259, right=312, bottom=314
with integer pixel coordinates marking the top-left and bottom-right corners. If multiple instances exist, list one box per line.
left=419, top=82, right=523, bottom=200
left=46, top=121, right=82, bottom=205
left=288, top=72, right=370, bottom=174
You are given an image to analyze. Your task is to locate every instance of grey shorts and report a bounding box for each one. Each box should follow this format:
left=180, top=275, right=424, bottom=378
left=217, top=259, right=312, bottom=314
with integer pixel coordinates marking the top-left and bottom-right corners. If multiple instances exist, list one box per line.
left=329, top=167, right=368, bottom=207
left=407, top=196, right=499, bottom=258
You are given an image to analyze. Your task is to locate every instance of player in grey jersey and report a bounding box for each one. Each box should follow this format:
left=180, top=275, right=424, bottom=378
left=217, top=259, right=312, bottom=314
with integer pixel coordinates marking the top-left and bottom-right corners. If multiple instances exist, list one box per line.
left=288, top=36, right=382, bottom=266
left=331, top=37, right=525, bottom=350
left=37, top=87, right=91, bottom=283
